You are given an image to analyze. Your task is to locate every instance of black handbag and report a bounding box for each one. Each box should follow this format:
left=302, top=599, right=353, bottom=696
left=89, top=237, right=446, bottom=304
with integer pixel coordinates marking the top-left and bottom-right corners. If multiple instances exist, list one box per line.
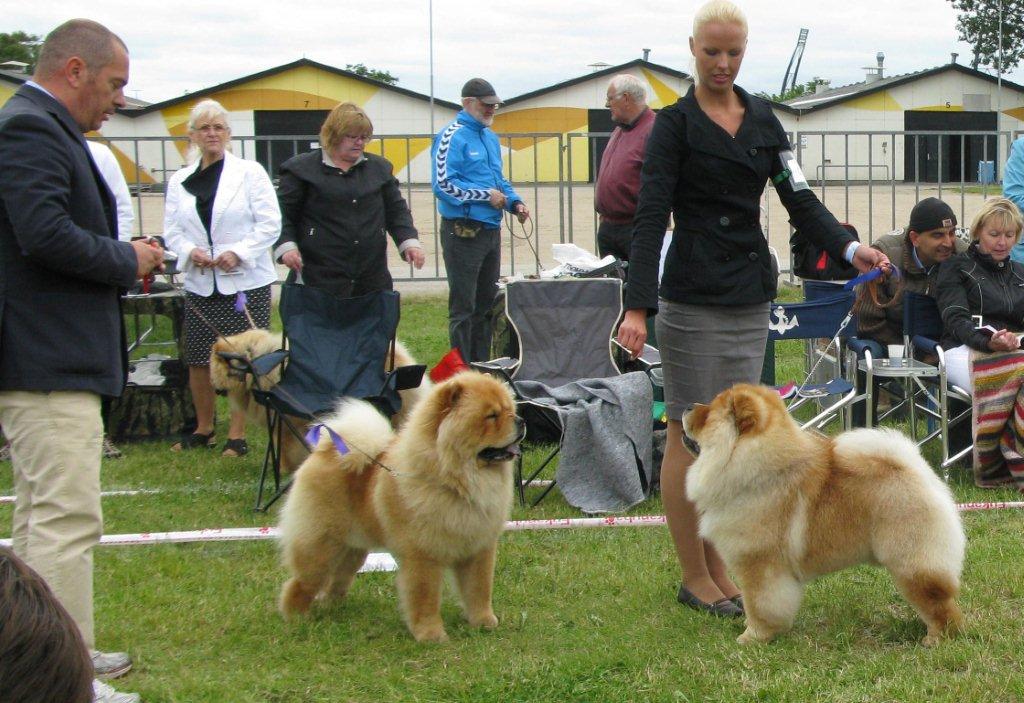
left=791, top=222, right=859, bottom=281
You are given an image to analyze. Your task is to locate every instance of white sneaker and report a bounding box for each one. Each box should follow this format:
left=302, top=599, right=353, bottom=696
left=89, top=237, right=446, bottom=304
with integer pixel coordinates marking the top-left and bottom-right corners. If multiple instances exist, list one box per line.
left=93, top=679, right=141, bottom=703
left=90, top=650, right=132, bottom=679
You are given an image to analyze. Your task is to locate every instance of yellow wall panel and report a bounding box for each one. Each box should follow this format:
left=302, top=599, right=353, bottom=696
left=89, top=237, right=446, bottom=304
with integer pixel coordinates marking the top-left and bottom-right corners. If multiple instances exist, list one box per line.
left=87, top=138, right=156, bottom=184
left=492, top=107, right=588, bottom=179
left=505, top=136, right=569, bottom=182
left=494, top=107, right=587, bottom=152
left=363, top=136, right=432, bottom=175
left=845, top=91, right=902, bottom=112
left=641, top=68, right=682, bottom=109
left=915, top=103, right=963, bottom=111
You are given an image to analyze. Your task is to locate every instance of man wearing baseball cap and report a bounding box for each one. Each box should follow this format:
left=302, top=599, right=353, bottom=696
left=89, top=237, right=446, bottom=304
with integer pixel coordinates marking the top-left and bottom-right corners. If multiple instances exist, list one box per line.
left=431, top=78, right=529, bottom=362
left=852, top=197, right=968, bottom=430
left=855, top=197, right=966, bottom=347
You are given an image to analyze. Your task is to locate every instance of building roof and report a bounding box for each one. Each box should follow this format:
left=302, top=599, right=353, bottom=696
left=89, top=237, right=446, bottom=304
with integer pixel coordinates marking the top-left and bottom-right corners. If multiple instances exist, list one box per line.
left=784, top=62, right=1024, bottom=114
left=133, top=58, right=460, bottom=115
left=501, top=58, right=692, bottom=106
left=0, top=68, right=28, bottom=85
left=0, top=68, right=149, bottom=108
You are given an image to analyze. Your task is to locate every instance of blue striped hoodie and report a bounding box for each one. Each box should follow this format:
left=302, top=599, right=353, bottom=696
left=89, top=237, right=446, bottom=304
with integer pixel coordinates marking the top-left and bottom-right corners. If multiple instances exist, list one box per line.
left=431, top=110, right=522, bottom=227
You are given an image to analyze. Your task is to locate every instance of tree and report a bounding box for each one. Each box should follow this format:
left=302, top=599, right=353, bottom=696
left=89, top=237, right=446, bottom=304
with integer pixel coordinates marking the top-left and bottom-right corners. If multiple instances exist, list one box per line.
left=345, top=63, right=398, bottom=85
left=948, top=0, right=1024, bottom=72
left=757, top=77, right=829, bottom=103
left=0, top=31, right=41, bottom=71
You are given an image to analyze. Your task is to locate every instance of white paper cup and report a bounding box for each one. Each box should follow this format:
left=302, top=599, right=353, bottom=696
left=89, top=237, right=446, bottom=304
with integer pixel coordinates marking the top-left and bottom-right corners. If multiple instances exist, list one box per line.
left=887, top=344, right=905, bottom=359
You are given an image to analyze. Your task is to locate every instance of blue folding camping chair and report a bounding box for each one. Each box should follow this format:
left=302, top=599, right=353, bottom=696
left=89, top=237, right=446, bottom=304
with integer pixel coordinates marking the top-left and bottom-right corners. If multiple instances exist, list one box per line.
left=218, top=284, right=425, bottom=511
left=766, top=289, right=858, bottom=430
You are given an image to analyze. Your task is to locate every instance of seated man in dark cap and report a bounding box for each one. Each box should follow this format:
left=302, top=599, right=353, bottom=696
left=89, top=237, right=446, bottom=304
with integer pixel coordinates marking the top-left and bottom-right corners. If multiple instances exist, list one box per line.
left=856, top=197, right=965, bottom=345
left=851, top=197, right=969, bottom=436
left=430, top=78, right=529, bottom=363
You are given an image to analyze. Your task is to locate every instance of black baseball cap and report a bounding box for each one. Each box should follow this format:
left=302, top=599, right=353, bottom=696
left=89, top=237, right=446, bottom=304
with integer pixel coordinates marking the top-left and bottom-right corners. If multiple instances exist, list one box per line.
left=461, top=78, right=501, bottom=105
left=909, top=197, right=957, bottom=232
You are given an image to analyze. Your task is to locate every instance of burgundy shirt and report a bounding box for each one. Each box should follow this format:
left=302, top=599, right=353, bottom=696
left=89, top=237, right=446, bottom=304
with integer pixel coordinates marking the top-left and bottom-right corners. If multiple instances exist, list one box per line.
left=594, top=108, right=656, bottom=224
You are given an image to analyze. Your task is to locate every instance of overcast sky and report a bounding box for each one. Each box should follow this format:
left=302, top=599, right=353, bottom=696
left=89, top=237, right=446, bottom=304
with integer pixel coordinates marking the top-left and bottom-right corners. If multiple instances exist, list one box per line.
left=7, top=0, right=1022, bottom=105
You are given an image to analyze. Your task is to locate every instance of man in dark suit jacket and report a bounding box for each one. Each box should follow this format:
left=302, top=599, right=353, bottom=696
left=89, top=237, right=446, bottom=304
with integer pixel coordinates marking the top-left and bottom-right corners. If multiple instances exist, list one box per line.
left=0, top=19, right=163, bottom=701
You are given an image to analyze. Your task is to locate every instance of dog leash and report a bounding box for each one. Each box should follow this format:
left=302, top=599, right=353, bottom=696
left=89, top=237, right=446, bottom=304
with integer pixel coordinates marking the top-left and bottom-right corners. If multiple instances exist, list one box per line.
left=505, top=212, right=538, bottom=263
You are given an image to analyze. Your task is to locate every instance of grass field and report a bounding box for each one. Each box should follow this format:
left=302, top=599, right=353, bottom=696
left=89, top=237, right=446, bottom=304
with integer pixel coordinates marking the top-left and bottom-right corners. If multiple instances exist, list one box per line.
left=3, top=291, right=1024, bottom=702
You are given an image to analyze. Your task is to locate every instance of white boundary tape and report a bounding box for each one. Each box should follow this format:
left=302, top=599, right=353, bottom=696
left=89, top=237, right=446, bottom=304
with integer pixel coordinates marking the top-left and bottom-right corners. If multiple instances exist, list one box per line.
left=1, top=502, right=1019, bottom=550
left=0, top=489, right=161, bottom=505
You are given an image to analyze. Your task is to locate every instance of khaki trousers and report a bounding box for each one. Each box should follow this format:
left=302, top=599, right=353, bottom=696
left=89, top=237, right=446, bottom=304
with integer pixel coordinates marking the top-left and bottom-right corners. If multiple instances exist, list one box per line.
left=0, top=390, right=103, bottom=647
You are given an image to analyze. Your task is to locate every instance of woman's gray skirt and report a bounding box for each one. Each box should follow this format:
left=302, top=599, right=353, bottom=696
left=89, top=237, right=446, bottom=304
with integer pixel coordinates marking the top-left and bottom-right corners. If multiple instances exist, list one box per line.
left=655, top=299, right=770, bottom=420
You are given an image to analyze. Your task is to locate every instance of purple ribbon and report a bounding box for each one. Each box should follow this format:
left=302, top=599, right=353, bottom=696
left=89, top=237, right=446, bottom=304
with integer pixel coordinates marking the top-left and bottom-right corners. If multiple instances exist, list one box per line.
left=304, top=424, right=349, bottom=454
left=234, top=290, right=248, bottom=312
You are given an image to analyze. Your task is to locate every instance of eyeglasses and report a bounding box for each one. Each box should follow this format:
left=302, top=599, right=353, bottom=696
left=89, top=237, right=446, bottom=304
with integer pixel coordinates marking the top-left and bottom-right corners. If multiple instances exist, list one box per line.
left=605, top=93, right=625, bottom=107
left=195, top=123, right=227, bottom=133
left=342, top=134, right=372, bottom=143
left=475, top=99, right=501, bottom=110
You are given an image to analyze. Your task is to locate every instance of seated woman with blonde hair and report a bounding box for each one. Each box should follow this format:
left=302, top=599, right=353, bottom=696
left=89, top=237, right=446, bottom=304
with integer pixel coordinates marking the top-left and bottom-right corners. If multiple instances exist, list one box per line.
left=935, top=196, right=1024, bottom=490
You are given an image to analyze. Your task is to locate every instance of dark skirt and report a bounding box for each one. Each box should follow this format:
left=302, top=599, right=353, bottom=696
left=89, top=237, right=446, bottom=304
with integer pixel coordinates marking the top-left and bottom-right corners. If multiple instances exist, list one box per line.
left=655, top=299, right=770, bottom=420
left=183, top=285, right=272, bottom=366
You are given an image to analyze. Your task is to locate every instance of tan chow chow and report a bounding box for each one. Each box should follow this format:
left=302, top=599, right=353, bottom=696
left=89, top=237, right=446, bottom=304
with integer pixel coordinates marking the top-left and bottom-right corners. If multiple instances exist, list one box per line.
left=277, top=371, right=523, bottom=642
left=209, top=330, right=430, bottom=473
left=682, top=383, right=965, bottom=646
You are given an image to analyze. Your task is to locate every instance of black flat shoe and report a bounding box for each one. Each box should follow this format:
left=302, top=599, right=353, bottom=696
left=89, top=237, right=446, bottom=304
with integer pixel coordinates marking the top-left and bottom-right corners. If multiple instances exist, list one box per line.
left=730, top=595, right=744, bottom=613
left=677, top=585, right=744, bottom=618
left=170, top=432, right=216, bottom=452
left=221, top=438, right=249, bottom=457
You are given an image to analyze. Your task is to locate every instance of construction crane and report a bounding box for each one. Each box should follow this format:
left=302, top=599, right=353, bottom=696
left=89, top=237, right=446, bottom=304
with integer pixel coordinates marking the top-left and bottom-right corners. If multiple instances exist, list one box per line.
left=780, top=28, right=810, bottom=97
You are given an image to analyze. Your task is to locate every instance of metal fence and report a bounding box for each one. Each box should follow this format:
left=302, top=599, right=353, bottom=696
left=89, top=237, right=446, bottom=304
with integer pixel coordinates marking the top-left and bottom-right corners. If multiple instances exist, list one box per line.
left=95, top=129, right=1020, bottom=283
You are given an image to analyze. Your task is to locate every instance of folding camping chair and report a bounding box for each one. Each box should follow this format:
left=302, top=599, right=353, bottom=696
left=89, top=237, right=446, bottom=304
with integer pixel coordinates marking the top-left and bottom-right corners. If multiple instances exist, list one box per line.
left=902, top=291, right=973, bottom=471
left=474, top=277, right=658, bottom=508
left=766, top=289, right=859, bottom=431
left=217, top=284, right=425, bottom=511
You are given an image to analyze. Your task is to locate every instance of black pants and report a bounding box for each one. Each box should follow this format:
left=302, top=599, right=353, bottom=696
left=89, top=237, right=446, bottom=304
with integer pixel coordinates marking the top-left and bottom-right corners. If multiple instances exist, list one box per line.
left=597, top=220, right=633, bottom=261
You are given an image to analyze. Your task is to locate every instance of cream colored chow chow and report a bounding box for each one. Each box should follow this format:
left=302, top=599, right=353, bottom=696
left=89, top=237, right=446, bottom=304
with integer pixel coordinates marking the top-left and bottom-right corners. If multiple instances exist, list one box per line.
left=682, top=383, right=965, bottom=646
left=277, top=371, right=523, bottom=642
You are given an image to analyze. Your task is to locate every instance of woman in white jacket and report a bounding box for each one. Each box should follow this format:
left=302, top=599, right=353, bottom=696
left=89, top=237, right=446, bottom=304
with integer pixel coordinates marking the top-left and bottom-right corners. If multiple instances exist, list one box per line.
left=163, top=99, right=281, bottom=456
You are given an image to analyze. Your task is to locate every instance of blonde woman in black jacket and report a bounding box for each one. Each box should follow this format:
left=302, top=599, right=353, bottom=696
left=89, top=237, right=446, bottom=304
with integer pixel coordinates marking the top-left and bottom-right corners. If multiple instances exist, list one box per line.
left=935, top=198, right=1024, bottom=391
left=934, top=198, right=1024, bottom=491
left=616, top=0, right=890, bottom=617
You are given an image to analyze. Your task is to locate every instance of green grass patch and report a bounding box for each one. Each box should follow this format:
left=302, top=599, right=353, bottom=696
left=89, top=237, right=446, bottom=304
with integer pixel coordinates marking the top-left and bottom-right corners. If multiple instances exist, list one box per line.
left=2, top=290, right=1022, bottom=701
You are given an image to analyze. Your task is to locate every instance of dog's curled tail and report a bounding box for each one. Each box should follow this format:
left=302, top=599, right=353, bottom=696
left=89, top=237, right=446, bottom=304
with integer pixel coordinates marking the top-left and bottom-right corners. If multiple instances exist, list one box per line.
left=311, top=399, right=395, bottom=473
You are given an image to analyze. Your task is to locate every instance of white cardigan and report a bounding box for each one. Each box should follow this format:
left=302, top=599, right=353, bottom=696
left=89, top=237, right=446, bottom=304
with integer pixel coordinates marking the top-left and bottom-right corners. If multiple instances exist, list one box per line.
left=163, top=151, right=281, bottom=296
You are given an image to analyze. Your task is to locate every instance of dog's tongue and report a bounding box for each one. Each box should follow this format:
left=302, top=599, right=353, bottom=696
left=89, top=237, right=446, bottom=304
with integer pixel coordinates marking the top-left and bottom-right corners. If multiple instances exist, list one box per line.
left=479, top=442, right=521, bottom=462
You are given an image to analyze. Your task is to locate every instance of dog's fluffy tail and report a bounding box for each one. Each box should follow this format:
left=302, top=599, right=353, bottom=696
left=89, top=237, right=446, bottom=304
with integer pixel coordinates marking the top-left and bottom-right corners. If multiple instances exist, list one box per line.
left=308, top=399, right=395, bottom=473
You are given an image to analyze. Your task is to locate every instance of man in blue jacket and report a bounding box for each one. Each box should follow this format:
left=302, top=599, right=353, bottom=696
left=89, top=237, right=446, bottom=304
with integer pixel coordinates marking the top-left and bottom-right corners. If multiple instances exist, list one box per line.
left=432, top=78, right=529, bottom=362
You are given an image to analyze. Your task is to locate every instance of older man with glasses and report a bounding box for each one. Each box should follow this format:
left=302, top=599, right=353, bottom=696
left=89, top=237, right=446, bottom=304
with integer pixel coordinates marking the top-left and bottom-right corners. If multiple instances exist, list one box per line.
left=594, top=74, right=655, bottom=262
left=431, top=78, right=529, bottom=362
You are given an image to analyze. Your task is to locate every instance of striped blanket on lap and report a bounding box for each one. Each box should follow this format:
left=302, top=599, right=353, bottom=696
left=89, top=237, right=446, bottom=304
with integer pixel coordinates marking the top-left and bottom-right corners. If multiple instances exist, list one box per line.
left=970, top=349, right=1024, bottom=491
